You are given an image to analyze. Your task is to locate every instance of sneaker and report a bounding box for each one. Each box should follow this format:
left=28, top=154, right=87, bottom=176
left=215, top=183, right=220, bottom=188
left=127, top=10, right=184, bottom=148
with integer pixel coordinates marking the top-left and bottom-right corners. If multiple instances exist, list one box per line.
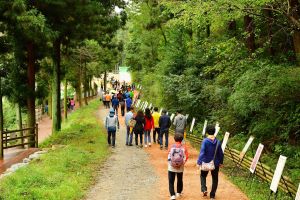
left=160, top=146, right=163, bottom=150
left=176, top=193, right=182, bottom=197
left=210, top=198, right=215, bottom=200
left=170, top=195, right=176, bottom=200
left=203, top=191, right=208, bottom=196
left=129, top=144, right=133, bottom=146
left=148, top=143, right=151, bottom=147
left=144, top=145, right=148, bottom=148
left=165, top=146, right=168, bottom=150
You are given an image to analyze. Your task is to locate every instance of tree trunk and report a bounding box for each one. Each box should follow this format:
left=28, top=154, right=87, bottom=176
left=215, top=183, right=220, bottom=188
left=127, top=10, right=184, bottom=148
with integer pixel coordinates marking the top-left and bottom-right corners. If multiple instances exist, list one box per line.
left=16, top=102, right=23, bottom=146
left=52, top=39, right=62, bottom=133
left=104, top=70, right=107, bottom=92
left=64, top=79, right=67, bottom=120
left=290, top=0, right=300, bottom=61
left=0, top=77, right=3, bottom=158
left=83, top=64, right=88, bottom=106
left=15, top=102, right=22, bottom=130
left=244, top=15, right=255, bottom=53
left=264, top=8, right=275, bottom=56
left=26, top=41, right=36, bottom=147
left=48, top=86, right=52, bottom=119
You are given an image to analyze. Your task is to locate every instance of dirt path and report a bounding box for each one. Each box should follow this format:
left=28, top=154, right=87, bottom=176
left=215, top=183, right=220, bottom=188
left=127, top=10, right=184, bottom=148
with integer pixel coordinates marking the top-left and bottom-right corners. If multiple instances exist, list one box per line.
left=145, top=139, right=249, bottom=200
left=85, top=107, right=159, bottom=200
left=85, top=105, right=249, bottom=200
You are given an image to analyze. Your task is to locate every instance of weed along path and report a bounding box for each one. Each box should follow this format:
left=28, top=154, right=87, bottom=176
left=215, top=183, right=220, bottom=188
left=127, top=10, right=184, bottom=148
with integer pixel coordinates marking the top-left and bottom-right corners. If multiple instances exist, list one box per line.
left=86, top=106, right=249, bottom=200
left=85, top=107, right=159, bottom=200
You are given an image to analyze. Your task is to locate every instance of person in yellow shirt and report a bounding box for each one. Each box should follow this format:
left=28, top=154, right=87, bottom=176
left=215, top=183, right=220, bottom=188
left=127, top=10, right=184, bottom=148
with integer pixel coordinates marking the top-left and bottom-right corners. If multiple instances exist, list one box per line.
left=152, top=107, right=161, bottom=144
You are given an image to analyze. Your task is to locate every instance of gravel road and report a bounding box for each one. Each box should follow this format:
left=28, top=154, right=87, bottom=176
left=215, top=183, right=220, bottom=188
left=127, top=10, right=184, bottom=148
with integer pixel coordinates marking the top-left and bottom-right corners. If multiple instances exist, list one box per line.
left=85, top=108, right=159, bottom=200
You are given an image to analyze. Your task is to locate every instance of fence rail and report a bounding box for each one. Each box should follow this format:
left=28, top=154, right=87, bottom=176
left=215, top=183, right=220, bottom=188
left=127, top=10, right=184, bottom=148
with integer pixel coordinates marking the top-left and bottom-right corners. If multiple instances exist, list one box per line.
left=183, top=132, right=297, bottom=197
left=0, top=124, right=39, bottom=159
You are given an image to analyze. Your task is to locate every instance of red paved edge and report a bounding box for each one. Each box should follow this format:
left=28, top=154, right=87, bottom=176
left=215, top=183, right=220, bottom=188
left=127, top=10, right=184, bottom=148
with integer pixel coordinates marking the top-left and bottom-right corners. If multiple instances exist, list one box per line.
left=0, top=148, right=40, bottom=174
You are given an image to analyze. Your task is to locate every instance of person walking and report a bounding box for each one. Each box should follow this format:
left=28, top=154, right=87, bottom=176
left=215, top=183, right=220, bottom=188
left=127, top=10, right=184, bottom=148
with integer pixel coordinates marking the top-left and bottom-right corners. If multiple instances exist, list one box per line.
left=70, top=98, right=75, bottom=110
left=159, top=110, right=171, bottom=150
left=111, top=96, right=119, bottom=115
left=197, top=125, right=224, bottom=200
left=125, top=97, right=132, bottom=112
left=144, top=108, right=154, bottom=148
left=105, top=93, right=112, bottom=109
left=173, top=110, right=187, bottom=135
left=105, top=108, right=120, bottom=148
left=133, top=110, right=145, bottom=148
left=125, top=107, right=134, bottom=146
left=152, top=107, right=161, bottom=144
left=120, top=98, right=125, bottom=116
left=168, top=133, right=189, bottom=200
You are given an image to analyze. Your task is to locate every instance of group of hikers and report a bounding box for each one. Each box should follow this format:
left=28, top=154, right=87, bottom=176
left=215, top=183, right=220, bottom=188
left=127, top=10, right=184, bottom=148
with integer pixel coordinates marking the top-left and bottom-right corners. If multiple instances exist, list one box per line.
left=103, top=89, right=224, bottom=200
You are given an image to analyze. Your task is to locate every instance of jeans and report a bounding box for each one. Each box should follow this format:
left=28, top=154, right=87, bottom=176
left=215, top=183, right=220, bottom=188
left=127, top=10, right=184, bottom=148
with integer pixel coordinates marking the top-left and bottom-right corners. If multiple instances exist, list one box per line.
left=144, top=130, right=151, bottom=144
left=200, top=166, right=219, bottom=198
left=153, top=128, right=160, bottom=143
left=160, top=130, right=169, bottom=147
left=135, top=131, right=143, bottom=146
left=107, top=130, right=116, bottom=147
left=168, top=171, right=183, bottom=196
left=126, top=126, right=133, bottom=145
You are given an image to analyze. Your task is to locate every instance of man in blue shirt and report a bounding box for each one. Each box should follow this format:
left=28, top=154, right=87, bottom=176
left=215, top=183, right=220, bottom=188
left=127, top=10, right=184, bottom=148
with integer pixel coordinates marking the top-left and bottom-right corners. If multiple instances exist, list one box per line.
left=159, top=110, right=171, bottom=150
left=111, top=97, right=119, bottom=115
left=125, top=97, right=132, bottom=112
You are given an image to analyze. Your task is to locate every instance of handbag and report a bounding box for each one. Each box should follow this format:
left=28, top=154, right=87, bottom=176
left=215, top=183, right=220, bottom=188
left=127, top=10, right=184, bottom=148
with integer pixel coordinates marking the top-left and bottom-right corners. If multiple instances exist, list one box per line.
left=201, top=141, right=219, bottom=171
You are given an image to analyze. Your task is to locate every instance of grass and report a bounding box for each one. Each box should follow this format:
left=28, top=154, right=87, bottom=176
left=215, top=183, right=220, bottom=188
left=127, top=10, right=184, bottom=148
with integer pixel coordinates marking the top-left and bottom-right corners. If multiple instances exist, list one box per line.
left=0, top=100, right=109, bottom=200
left=222, top=157, right=296, bottom=200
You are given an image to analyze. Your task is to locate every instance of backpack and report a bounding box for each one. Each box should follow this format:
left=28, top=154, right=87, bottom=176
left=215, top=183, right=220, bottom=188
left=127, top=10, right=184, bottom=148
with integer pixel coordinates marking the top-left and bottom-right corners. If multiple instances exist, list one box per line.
left=129, top=119, right=136, bottom=128
left=170, top=144, right=185, bottom=168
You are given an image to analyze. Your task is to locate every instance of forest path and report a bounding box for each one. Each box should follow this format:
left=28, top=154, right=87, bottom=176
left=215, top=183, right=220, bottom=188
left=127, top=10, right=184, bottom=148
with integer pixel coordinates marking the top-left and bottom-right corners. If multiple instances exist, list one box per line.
left=85, top=106, right=159, bottom=200
left=85, top=105, right=249, bottom=200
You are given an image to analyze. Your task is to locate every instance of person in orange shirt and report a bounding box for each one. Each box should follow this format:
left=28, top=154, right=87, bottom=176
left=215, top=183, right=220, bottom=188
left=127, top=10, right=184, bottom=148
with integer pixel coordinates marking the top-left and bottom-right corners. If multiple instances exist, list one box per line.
left=105, top=93, right=112, bottom=108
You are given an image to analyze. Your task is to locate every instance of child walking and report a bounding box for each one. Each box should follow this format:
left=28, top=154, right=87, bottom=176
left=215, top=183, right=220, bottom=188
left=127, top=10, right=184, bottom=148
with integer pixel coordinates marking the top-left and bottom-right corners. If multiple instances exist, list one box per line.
left=168, top=133, right=189, bottom=200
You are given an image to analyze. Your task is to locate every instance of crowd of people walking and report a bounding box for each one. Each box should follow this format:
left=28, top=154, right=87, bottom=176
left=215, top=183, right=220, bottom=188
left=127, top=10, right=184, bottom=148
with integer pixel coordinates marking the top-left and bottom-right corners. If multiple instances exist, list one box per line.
left=103, top=85, right=224, bottom=200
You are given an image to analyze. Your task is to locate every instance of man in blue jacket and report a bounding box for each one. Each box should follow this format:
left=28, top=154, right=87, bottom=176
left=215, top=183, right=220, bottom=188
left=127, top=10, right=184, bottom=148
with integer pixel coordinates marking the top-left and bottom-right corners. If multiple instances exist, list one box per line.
left=111, top=96, right=119, bottom=115
left=159, top=110, right=171, bottom=150
left=125, top=97, right=132, bottom=112
left=197, top=125, right=224, bottom=200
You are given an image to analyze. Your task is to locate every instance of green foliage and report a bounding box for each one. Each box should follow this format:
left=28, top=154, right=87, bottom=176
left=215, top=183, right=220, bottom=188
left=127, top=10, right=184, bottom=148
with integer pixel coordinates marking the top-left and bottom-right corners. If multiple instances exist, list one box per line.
left=124, top=0, right=300, bottom=188
left=0, top=100, right=109, bottom=200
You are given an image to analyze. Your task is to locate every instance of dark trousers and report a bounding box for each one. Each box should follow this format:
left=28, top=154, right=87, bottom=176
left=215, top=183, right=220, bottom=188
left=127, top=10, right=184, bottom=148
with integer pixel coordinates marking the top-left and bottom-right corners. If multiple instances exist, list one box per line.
left=168, top=171, right=183, bottom=196
left=200, top=166, right=219, bottom=198
left=105, top=101, right=110, bottom=108
left=135, top=131, right=143, bottom=145
left=113, top=106, right=118, bottom=115
left=153, top=128, right=160, bottom=143
left=121, top=106, right=125, bottom=116
left=160, top=130, right=169, bottom=147
left=107, top=131, right=116, bottom=147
